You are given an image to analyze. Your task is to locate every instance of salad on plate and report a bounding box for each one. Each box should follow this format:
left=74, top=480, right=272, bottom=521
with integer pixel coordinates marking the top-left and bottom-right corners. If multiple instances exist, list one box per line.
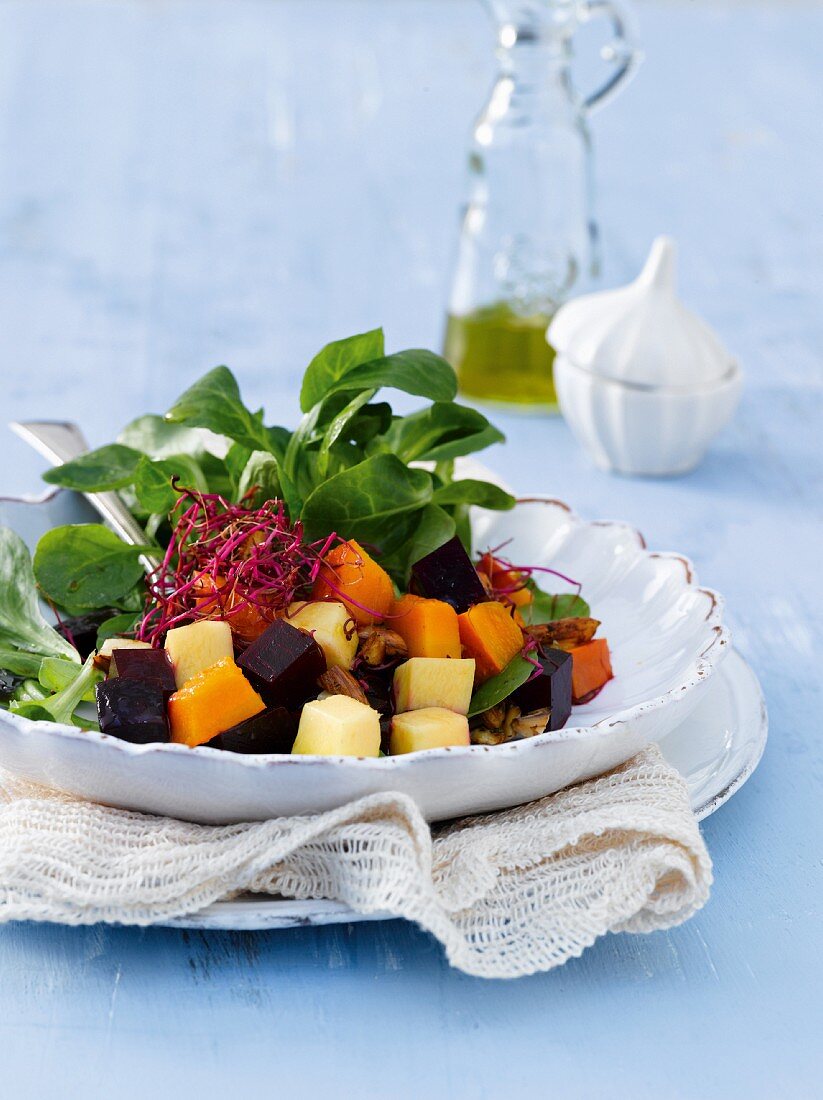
left=0, top=330, right=612, bottom=758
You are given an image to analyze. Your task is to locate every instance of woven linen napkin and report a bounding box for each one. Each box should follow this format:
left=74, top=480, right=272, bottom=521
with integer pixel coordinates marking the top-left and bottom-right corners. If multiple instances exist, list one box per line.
left=0, top=744, right=711, bottom=978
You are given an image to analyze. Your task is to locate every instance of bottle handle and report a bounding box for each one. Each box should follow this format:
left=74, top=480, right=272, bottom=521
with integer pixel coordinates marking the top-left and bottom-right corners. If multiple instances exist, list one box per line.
left=576, top=0, right=642, bottom=113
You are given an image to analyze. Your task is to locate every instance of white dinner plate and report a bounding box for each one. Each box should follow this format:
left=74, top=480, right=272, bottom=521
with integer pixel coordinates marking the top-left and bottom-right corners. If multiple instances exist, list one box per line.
left=167, top=646, right=767, bottom=930
left=0, top=487, right=729, bottom=824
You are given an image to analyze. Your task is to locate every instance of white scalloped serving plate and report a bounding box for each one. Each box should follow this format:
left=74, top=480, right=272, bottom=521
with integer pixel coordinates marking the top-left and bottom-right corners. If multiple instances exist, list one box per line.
left=0, top=484, right=729, bottom=824
left=167, top=646, right=767, bottom=929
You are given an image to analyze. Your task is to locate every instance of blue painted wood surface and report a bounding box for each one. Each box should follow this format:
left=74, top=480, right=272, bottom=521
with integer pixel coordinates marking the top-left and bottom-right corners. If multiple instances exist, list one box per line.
left=1, top=1, right=821, bottom=1096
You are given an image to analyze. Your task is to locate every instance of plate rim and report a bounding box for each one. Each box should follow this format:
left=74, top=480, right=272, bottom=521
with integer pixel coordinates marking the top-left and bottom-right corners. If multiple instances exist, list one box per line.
left=690, top=650, right=768, bottom=821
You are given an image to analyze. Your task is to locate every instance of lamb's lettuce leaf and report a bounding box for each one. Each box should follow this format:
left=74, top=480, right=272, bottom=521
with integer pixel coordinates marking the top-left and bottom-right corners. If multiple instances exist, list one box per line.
left=431, top=479, right=515, bottom=511
left=133, top=454, right=206, bottom=513
left=10, top=653, right=100, bottom=728
left=32, top=331, right=514, bottom=595
left=381, top=504, right=456, bottom=582
left=42, top=444, right=144, bottom=492
left=117, top=414, right=231, bottom=461
left=165, top=366, right=289, bottom=459
left=236, top=451, right=283, bottom=507
left=299, top=329, right=385, bottom=411
left=38, top=656, right=100, bottom=701
left=33, top=525, right=149, bottom=614
left=322, top=348, right=457, bottom=407
left=300, top=329, right=457, bottom=411
left=300, top=454, right=433, bottom=544
left=519, top=581, right=590, bottom=625
left=379, top=403, right=504, bottom=463
left=95, top=611, right=142, bottom=647
left=468, top=656, right=534, bottom=718
left=0, top=527, right=78, bottom=669
left=0, top=647, right=45, bottom=678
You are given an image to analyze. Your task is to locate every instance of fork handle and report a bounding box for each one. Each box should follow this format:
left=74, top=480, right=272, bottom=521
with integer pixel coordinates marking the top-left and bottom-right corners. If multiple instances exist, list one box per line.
left=9, top=420, right=161, bottom=574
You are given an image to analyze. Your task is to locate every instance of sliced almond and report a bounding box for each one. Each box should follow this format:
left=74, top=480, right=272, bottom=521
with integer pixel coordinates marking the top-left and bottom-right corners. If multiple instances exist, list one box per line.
left=481, top=704, right=507, bottom=731
left=316, top=667, right=369, bottom=705
left=357, top=625, right=408, bottom=666
left=511, top=708, right=551, bottom=738
left=472, top=702, right=523, bottom=745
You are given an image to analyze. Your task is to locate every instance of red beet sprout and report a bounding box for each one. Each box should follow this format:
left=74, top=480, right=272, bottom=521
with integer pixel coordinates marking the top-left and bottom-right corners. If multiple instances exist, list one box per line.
left=480, top=540, right=582, bottom=601
left=49, top=601, right=77, bottom=651
left=308, top=567, right=387, bottom=623
left=138, top=491, right=339, bottom=647
left=520, top=634, right=543, bottom=681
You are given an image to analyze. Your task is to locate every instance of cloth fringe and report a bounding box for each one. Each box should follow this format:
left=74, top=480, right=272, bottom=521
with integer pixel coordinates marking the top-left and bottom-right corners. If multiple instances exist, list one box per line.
left=0, top=745, right=712, bottom=979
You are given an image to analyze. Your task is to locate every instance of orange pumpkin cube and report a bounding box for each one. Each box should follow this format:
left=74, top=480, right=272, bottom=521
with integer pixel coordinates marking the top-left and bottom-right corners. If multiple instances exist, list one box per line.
left=390, top=595, right=462, bottom=659
left=570, top=639, right=613, bottom=702
left=457, top=601, right=525, bottom=683
left=312, top=539, right=394, bottom=626
left=390, top=593, right=424, bottom=613
left=168, top=657, right=266, bottom=747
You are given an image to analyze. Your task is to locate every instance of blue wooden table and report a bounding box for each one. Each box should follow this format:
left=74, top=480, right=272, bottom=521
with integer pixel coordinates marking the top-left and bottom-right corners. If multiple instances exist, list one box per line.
left=1, top=2, right=821, bottom=1096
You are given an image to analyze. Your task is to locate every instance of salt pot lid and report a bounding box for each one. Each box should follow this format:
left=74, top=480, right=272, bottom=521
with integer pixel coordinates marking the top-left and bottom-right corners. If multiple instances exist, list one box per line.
left=548, top=237, right=734, bottom=387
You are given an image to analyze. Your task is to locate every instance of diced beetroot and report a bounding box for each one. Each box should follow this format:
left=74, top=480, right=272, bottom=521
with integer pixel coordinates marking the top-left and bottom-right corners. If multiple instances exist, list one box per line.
left=358, top=666, right=395, bottom=718
left=237, top=619, right=326, bottom=707
left=409, top=536, right=487, bottom=613
left=56, top=610, right=115, bottom=659
left=206, top=706, right=297, bottom=754
left=96, top=679, right=170, bottom=744
left=109, top=647, right=176, bottom=697
left=512, top=646, right=572, bottom=732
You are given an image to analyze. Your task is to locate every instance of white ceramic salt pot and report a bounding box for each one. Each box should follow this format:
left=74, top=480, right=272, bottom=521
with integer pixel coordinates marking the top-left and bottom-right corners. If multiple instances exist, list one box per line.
left=549, top=237, right=742, bottom=476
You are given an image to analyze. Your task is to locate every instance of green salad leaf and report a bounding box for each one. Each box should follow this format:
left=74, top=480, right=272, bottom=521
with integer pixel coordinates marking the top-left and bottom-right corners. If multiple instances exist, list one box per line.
left=316, top=389, right=377, bottom=479
left=95, top=611, right=142, bottom=647
left=165, top=366, right=289, bottom=458
left=301, top=454, right=433, bottom=545
left=380, top=403, right=504, bottom=463
left=11, top=653, right=100, bottom=728
left=520, top=581, right=590, bottom=625
left=453, top=503, right=473, bottom=554
left=133, top=454, right=206, bottom=513
left=117, top=414, right=230, bottom=461
left=0, top=647, right=46, bottom=678
left=119, top=415, right=236, bottom=499
left=38, top=656, right=100, bottom=701
left=0, top=527, right=78, bottom=668
left=236, top=451, right=283, bottom=507
left=33, top=330, right=515, bottom=604
left=325, top=349, right=458, bottom=407
left=10, top=678, right=49, bottom=705
left=43, top=444, right=144, bottom=492
left=431, top=479, right=515, bottom=511
left=300, top=330, right=457, bottom=412
left=34, top=525, right=150, bottom=614
left=468, top=655, right=534, bottom=718
left=300, top=328, right=385, bottom=411
left=225, top=441, right=253, bottom=486
left=381, top=504, right=457, bottom=581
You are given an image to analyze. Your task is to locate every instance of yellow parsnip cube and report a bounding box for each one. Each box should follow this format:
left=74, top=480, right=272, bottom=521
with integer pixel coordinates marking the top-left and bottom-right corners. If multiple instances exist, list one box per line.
left=287, top=601, right=358, bottom=670
left=389, top=708, right=470, bottom=754
left=291, top=694, right=381, bottom=757
left=393, top=657, right=475, bottom=715
left=164, top=620, right=234, bottom=689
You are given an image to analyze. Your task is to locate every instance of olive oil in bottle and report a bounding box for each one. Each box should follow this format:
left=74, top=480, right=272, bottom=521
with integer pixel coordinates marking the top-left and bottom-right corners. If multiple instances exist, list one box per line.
left=444, top=302, right=558, bottom=411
